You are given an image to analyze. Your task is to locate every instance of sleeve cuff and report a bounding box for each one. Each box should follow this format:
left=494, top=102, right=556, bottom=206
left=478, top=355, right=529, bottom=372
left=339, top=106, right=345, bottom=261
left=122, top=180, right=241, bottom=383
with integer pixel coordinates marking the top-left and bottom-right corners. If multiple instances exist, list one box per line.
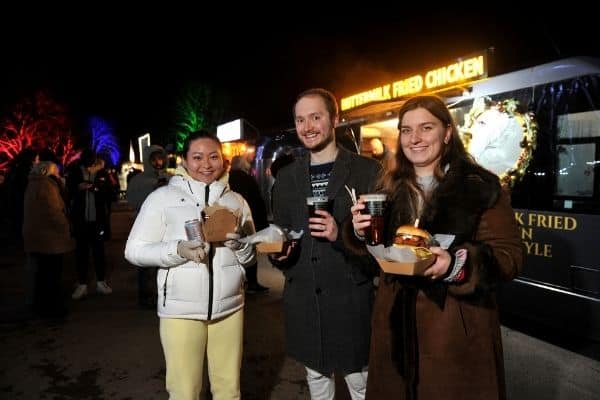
left=165, top=240, right=187, bottom=265
left=444, top=248, right=467, bottom=283
left=354, top=229, right=366, bottom=241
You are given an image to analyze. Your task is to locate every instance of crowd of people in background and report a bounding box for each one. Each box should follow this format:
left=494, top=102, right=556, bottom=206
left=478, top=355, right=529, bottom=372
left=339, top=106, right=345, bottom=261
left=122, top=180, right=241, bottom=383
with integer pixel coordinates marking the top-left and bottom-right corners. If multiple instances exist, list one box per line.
left=1, top=147, right=120, bottom=319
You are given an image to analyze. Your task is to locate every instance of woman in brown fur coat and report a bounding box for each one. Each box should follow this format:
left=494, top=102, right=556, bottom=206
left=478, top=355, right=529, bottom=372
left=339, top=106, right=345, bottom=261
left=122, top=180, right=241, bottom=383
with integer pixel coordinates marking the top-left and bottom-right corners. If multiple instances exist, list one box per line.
left=346, top=95, right=524, bottom=399
left=23, top=161, right=75, bottom=318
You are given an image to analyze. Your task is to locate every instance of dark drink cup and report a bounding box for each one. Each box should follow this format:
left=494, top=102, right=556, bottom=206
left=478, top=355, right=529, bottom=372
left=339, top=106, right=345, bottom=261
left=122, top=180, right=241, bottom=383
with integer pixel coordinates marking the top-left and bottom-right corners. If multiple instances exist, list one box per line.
left=359, top=194, right=387, bottom=245
left=307, top=196, right=331, bottom=232
left=307, top=196, right=331, bottom=218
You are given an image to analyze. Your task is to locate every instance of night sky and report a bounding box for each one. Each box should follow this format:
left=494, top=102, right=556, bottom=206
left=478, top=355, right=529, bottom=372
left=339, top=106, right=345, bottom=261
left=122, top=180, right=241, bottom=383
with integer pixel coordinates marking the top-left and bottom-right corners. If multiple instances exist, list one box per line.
left=2, top=12, right=598, bottom=152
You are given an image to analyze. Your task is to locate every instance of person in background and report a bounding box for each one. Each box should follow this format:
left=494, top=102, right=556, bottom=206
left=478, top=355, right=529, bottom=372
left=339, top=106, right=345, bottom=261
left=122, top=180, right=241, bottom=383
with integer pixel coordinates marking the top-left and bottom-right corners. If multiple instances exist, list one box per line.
left=270, top=88, right=381, bottom=400
left=348, top=95, right=524, bottom=399
left=67, top=149, right=113, bottom=300
left=23, top=161, right=75, bottom=318
left=6, top=148, right=39, bottom=245
left=243, top=144, right=257, bottom=176
left=228, top=155, right=269, bottom=294
left=5, top=148, right=40, bottom=312
left=127, top=145, right=171, bottom=308
left=125, top=130, right=256, bottom=399
left=369, top=137, right=395, bottom=171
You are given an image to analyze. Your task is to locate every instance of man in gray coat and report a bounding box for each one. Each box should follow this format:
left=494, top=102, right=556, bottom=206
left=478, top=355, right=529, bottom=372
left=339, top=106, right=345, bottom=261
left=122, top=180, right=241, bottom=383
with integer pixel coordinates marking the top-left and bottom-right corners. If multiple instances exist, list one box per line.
left=127, top=144, right=171, bottom=308
left=270, top=88, right=381, bottom=399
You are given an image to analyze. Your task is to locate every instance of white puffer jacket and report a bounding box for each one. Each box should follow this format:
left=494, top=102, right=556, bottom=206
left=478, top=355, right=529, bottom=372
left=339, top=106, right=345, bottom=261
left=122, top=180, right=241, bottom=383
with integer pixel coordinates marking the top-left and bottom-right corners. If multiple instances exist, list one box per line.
left=125, top=172, right=255, bottom=320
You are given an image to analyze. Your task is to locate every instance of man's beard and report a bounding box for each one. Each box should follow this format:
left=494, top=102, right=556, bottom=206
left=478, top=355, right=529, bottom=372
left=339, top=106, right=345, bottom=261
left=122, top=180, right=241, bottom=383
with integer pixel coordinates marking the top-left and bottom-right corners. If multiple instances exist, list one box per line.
left=308, top=130, right=335, bottom=153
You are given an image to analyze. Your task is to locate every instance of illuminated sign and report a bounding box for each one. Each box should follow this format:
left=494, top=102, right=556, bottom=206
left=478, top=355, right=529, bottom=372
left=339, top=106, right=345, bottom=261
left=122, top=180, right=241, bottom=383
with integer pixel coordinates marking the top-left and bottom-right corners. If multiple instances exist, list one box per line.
left=138, top=133, right=151, bottom=163
left=217, top=119, right=243, bottom=142
left=341, top=54, right=487, bottom=111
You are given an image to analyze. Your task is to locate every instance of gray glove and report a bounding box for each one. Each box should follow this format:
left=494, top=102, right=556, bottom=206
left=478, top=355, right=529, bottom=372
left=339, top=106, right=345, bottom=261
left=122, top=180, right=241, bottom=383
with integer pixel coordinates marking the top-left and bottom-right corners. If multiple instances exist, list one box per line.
left=224, top=233, right=243, bottom=251
left=177, top=240, right=208, bottom=263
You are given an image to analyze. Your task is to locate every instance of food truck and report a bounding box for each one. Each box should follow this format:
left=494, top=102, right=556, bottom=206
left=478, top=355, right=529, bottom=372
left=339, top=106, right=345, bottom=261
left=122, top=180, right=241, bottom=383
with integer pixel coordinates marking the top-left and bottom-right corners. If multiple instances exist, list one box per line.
left=258, top=53, right=600, bottom=341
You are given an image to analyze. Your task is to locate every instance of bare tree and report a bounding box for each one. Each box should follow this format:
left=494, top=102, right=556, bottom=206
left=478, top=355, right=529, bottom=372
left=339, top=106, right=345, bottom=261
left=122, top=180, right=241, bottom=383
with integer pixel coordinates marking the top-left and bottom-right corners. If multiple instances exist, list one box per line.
left=0, top=91, right=78, bottom=170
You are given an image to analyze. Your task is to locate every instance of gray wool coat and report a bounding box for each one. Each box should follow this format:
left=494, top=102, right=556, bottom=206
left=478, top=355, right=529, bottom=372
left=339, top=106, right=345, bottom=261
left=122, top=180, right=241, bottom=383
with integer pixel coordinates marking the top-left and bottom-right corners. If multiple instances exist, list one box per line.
left=271, top=146, right=381, bottom=375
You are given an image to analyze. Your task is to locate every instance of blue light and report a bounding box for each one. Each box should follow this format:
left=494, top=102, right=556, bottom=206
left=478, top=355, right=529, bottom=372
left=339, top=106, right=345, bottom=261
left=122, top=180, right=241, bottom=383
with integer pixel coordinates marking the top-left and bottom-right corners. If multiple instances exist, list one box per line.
left=89, top=116, right=120, bottom=166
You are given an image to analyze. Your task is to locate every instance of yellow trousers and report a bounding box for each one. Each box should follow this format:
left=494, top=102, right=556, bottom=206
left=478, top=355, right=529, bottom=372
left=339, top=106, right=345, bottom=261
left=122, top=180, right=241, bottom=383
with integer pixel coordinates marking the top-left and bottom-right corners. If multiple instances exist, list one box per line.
left=159, top=309, right=244, bottom=400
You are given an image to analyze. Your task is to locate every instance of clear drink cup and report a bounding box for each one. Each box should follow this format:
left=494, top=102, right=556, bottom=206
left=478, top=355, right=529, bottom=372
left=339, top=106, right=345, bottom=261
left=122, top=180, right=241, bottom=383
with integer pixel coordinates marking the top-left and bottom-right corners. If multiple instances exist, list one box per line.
left=359, top=193, right=387, bottom=246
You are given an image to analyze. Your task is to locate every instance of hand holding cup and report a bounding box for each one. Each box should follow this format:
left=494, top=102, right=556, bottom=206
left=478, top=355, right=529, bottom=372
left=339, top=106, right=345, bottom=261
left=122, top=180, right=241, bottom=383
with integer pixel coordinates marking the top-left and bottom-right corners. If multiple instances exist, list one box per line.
left=177, top=240, right=208, bottom=263
left=307, top=196, right=337, bottom=241
left=351, top=201, right=370, bottom=238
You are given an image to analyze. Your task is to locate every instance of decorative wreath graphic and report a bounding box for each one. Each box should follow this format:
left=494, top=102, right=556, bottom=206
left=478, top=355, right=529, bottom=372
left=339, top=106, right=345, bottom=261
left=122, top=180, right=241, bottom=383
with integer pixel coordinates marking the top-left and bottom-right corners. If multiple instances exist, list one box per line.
left=460, top=98, right=538, bottom=187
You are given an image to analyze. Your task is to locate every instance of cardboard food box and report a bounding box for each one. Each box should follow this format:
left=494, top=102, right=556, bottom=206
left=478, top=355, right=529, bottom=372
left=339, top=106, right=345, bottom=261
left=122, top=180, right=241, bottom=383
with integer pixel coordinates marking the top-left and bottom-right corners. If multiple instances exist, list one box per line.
left=256, top=241, right=284, bottom=254
left=201, top=207, right=238, bottom=242
left=377, top=255, right=435, bottom=276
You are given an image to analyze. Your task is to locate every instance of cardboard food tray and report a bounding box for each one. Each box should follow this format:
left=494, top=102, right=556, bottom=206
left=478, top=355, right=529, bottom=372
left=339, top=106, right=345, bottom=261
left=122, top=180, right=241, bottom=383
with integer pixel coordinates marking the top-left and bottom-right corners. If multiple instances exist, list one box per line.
left=201, top=209, right=238, bottom=242
left=256, top=241, right=284, bottom=254
left=377, top=255, right=435, bottom=276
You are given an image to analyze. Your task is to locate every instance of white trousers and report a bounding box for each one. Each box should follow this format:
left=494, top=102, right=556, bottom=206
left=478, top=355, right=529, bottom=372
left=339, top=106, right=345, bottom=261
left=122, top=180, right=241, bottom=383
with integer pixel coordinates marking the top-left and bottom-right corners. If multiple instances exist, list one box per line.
left=305, top=366, right=368, bottom=400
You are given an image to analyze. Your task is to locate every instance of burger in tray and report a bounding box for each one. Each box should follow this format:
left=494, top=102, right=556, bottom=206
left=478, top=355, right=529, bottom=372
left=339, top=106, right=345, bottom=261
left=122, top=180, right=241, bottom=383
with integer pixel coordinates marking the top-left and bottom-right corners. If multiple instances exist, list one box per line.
left=365, top=221, right=436, bottom=275
left=393, top=224, right=435, bottom=259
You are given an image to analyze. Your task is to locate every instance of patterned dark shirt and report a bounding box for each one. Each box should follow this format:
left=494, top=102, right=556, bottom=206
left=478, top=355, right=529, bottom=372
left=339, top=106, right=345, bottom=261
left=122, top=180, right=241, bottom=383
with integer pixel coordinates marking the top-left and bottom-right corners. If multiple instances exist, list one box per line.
left=310, top=162, right=334, bottom=197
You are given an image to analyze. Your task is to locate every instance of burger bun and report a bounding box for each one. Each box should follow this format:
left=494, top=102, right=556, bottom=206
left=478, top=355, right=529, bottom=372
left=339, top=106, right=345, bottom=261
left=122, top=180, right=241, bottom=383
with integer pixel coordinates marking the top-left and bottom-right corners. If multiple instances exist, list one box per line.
left=393, top=225, right=433, bottom=249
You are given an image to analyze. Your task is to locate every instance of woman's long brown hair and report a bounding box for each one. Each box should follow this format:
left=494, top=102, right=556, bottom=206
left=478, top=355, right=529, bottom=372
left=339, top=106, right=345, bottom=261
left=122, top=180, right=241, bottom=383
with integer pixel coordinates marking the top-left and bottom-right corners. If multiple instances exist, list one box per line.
left=376, top=95, right=474, bottom=218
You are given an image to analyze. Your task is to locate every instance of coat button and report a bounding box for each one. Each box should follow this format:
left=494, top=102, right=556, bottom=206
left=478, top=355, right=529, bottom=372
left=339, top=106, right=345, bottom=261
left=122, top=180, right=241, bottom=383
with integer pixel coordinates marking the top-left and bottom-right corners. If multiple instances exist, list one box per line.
left=315, top=288, right=322, bottom=295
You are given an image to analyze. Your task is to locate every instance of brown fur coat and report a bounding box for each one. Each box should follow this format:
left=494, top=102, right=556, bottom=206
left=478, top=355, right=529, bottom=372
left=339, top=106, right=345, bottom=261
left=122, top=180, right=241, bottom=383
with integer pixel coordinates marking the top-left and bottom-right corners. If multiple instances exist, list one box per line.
left=345, top=159, right=524, bottom=400
left=23, top=174, right=74, bottom=255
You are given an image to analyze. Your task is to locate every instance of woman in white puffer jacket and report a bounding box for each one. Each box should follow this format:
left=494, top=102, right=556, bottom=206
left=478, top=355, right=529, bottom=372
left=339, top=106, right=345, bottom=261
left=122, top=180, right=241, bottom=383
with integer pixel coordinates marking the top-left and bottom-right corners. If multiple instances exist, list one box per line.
left=125, top=130, right=255, bottom=400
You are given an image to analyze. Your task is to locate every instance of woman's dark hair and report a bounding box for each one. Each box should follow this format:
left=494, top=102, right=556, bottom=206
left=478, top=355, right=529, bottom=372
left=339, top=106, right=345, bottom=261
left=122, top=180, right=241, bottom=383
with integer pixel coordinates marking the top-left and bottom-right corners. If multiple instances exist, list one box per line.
left=180, top=130, right=222, bottom=157
left=293, top=88, right=339, bottom=123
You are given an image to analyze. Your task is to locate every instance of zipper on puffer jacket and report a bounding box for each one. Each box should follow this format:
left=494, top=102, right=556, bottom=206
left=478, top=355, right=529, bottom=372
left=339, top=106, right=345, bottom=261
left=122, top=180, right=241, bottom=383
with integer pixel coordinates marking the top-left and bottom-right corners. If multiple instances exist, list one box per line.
left=163, top=269, right=170, bottom=307
left=205, top=183, right=214, bottom=321
left=207, top=247, right=214, bottom=320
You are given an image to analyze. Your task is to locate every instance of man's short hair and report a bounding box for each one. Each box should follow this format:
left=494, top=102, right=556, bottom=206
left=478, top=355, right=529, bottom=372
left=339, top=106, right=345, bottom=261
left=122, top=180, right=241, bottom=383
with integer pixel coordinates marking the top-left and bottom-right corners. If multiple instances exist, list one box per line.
left=293, top=88, right=339, bottom=121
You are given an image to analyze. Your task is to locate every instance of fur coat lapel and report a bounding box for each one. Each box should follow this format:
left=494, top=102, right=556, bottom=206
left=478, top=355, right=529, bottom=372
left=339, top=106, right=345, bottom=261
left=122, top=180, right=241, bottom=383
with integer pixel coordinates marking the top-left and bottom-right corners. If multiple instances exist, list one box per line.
left=385, top=160, right=500, bottom=246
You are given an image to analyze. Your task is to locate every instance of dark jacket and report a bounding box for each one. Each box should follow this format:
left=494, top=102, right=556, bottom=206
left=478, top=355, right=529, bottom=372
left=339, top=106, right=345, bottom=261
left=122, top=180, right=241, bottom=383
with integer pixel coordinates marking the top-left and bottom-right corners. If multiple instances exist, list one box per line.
left=126, top=145, right=171, bottom=212
left=271, top=146, right=381, bottom=375
left=345, top=159, right=524, bottom=400
left=228, top=169, right=268, bottom=231
left=66, top=164, right=112, bottom=239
